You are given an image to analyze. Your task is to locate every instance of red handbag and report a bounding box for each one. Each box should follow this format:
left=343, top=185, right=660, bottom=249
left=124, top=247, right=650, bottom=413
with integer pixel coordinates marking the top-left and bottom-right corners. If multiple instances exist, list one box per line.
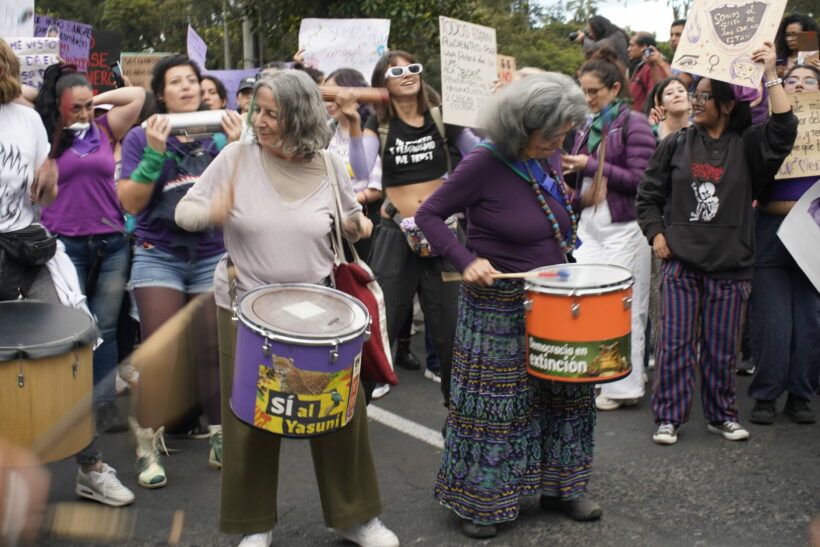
left=323, top=152, right=398, bottom=386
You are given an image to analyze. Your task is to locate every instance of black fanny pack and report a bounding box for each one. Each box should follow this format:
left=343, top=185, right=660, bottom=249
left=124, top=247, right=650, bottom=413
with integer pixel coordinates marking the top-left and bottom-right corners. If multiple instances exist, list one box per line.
left=0, top=224, right=58, bottom=266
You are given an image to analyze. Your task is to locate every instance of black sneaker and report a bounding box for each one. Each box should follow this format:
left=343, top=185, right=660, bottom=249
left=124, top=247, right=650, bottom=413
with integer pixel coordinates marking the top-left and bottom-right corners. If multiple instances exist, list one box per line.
left=783, top=395, right=816, bottom=424
left=95, top=401, right=128, bottom=433
left=750, top=399, right=776, bottom=425
left=540, top=495, right=602, bottom=521
left=165, top=417, right=210, bottom=439
left=736, top=359, right=756, bottom=376
left=394, top=343, right=421, bottom=370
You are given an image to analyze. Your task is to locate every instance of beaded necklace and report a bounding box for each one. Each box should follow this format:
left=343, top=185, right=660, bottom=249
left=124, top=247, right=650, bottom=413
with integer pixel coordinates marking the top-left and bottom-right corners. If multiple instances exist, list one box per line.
left=477, top=142, right=578, bottom=254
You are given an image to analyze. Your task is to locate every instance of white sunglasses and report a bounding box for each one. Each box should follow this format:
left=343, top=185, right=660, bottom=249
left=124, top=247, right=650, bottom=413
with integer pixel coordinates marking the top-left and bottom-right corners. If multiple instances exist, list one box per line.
left=384, top=63, right=423, bottom=79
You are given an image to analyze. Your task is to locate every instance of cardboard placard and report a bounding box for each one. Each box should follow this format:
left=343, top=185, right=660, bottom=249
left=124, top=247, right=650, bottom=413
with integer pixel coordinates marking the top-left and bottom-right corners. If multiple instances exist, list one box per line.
left=671, top=0, right=787, bottom=88
left=777, top=179, right=820, bottom=293
left=0, top=1, right=34, bottom=37
left=497, top=54, right=516, bottom=85
left=86, top=30, right=123, bottom=94
left=439, top=16, right=497, bottom=128
left=775, top=90, right=820, bottom=180
left=121, top=53, right=170, bottom=91
left=5, top=37, right=60, bottom=88
left=33, top=15, right=92, bottom=73
left=298, top=18, right=390, bottom=82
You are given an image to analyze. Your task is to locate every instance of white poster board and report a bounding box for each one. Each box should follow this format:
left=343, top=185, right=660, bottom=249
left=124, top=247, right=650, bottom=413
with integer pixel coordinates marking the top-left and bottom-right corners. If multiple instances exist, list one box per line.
left=0, top=1, right=34, bottom=37
left=775, top=90, right=820, bottom=180
left=298, top=18, right=389, bottom=82
left=5, top=37, right=60, bottom=88
left=777, top=179, right=820, bottom=293
left=439, top=16, right=496, bottom=128
left=671, top=0, right=787, bottom=88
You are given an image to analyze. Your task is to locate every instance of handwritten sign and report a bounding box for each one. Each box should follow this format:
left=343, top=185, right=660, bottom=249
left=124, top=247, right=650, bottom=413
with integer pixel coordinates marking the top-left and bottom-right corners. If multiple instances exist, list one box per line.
left=298, top=18, right=389, bottom=82
left=775, top=90, right=820, bottom=180
left=497, top=54, right=516, bottom=85
left=33, top=15, right=92, bottom=73
left=778, top=179, right=820, bottom=293
left=671, top=0, right=786, bottom=88
left=439, top=16, right=497, bottom=128
left=86, top=30, right=123, bottom=94
left=0, top=1, right=34, bottom=37
left=5, top=37, right=59, bottom=88
left=121, top=53, right=169, bottom=91
left=203, top=69, right=259, bottom=110
left=187, top=25, right=207, bottom=71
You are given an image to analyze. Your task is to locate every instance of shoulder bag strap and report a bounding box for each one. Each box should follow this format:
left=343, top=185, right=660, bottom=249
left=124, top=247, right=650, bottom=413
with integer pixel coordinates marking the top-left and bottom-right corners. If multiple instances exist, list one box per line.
left=429, top=106, right=453, bottom=174
left=321, top=150, right=362, bottom=267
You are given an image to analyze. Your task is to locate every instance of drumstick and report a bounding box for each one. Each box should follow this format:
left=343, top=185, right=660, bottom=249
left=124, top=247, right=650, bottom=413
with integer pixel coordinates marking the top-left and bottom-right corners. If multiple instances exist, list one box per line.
left=441, top=270, right=567, bottom=282
left=43, top=502, right=136, bottom=541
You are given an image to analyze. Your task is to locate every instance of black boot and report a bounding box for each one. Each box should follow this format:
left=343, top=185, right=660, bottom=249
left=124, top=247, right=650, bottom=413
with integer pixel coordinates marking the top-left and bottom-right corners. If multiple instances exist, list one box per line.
left=394, top=340, right=421, bottom=370
left=540, top=495, right=603, bottom=521
left=784, top=394, right=816, bottom=424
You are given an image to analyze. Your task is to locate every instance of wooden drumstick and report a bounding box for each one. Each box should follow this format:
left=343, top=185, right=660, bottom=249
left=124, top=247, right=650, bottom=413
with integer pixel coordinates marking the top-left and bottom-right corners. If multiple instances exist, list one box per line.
left=43, top=502, right=136, bottom=541
left=441, top=270, right=567, bottom=282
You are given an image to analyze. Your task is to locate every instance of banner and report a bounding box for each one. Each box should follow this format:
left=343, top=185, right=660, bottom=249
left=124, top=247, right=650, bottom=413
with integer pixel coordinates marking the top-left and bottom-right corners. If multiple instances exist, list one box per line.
left=203, top=69, right=258, bottom=110
left=5, top=37, right=60, bottom=88
left=439, top=16, right=497, bottom=128
left=33, top=15, right=92, bottom=72
left=775, top=90, right=820, bottom=180
left=187, top=25, right=207, bottom=71
left=86, top=30, right=123, bottom=94
left=778, top=180, right=820, bottom=293
left=497, top=54, right=516, bottom=86
left=0, top=1, right=34, bottom=37
left=122, top=53, right=170, bottom=91
left=298, top=18, right=389, bottom=82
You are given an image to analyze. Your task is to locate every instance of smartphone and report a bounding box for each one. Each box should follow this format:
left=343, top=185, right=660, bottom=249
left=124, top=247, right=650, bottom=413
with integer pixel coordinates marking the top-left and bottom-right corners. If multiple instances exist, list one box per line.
left=643, top=47, right=654, bottom=58
left=110, top=61, right=125, bottom=88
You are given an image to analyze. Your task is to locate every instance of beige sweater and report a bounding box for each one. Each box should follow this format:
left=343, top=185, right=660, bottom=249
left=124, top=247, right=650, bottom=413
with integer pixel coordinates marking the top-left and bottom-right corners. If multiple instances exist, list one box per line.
left=175, top=142, right=361, bottom=310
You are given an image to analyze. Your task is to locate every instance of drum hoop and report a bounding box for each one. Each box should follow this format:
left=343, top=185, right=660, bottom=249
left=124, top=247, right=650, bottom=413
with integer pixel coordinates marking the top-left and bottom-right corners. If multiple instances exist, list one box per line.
left=235, top=283, right=369, bottom=346
left=525, top=278, right=634, bottom=296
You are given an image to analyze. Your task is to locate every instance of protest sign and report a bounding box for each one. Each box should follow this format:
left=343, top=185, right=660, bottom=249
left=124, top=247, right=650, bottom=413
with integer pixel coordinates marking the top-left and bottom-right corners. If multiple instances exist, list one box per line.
left=298, top=18, right=389, bottom=82
left=187, top=25, right=208, bottom=71
left=497, top=54, right=516, bottom=85
left=775, top=90, right=820, bottom=180
left=204, top=68, right=258, bottom=110
left=34, top=15, right=92, bottom=72
left=778, top=179, right=820, bottom=293
left=5, top=37, right=59, bottom=88
left=122, top=53, right=170, bottom=91
left=0, top=1, right=34, bottom=37
left=86, top=30, right=123, bottom=94
left=439, top=16, right=497, bottom=128
left=671, top=0, right=787, bottom=88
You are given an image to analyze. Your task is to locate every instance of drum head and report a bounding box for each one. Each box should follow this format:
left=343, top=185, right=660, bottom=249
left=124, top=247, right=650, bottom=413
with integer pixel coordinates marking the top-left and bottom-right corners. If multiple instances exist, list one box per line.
left=526, top=264, right=633, bottom=295
left=238, top=284, right=368, bottom=342
left=0, top=301, right=99, bottom=361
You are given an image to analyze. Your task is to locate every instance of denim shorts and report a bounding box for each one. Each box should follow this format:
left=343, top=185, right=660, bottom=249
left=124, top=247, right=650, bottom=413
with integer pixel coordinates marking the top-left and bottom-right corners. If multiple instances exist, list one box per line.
left=130, top=245, right=224, bottom=294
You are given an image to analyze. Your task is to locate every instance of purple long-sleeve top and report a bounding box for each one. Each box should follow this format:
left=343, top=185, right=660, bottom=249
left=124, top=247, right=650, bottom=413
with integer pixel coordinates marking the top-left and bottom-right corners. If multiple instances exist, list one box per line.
left=416, top=146, right=571, bottom=273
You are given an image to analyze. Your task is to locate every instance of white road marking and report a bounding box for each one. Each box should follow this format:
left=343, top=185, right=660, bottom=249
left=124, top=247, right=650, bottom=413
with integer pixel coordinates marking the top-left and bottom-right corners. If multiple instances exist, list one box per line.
left=367, top=405, right=444, bottom=449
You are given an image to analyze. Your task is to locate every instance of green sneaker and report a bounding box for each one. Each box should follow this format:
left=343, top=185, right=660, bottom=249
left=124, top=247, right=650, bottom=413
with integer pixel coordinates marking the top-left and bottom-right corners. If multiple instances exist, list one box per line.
left=208, top=424, right=222, bottom=469
left=131, top=417, right=168, bottom=488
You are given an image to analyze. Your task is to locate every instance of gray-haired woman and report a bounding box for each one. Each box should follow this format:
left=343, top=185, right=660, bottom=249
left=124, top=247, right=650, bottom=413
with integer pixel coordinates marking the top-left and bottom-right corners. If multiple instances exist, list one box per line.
left=175, top=70, right=398, bottom=547
left=416, top=73, right=602, bottom=539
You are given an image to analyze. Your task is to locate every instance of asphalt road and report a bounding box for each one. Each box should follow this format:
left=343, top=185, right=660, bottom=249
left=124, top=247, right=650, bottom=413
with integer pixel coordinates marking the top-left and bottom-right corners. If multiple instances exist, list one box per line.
left=39, top=333, right=820, bottom=547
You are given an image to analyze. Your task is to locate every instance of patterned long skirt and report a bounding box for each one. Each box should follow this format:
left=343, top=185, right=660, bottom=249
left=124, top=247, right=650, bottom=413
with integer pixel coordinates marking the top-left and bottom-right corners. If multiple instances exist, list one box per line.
left=434, top=280, right=596, bottom=525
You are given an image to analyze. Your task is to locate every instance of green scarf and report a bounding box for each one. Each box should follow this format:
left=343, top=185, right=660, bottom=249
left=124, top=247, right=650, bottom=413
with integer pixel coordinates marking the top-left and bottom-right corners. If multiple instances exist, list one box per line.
left=587, top=99, right=627, bottom=154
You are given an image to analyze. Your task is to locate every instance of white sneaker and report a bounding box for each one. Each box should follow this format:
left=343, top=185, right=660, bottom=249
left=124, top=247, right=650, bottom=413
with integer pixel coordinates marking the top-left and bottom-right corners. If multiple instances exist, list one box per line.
left=334, top=517, right=399, bottom=547
left=371, top=383, right=391, bottom=400
left=424, top=369, right=442, bottom=384
left=238, top=530, right=273, bottom=547
left=115, top=372, right=129, bottom=395
left=595, top=394, right=638, bottom=411
left=75, top=463, right=135, bottom=507
left=131, top=417, right=168, bottom=488
left=652, top=423, right=678, bottom=445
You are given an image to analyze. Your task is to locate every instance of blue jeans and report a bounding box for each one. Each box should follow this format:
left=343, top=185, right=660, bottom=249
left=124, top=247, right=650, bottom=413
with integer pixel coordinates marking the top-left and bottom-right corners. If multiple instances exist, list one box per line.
left=748, top=210, right=820, bottom=401
left=59, top=233, right=130, bottom=405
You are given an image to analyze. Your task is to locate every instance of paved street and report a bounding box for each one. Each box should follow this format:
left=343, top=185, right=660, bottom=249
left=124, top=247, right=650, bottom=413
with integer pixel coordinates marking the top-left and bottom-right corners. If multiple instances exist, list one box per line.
left=40, top=333, right=819, bottom=546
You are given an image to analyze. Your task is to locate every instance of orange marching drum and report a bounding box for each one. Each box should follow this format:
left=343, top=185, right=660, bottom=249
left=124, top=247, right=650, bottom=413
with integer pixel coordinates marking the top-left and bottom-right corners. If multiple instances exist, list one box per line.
left=524, top=264, right=634, bottom=383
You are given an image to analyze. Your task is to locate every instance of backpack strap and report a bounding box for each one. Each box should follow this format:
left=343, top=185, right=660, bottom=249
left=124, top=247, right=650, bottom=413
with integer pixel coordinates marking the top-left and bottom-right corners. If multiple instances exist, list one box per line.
left=429, top=106, right=452, bottom=174
left=378, top=121, right=389, bottom=160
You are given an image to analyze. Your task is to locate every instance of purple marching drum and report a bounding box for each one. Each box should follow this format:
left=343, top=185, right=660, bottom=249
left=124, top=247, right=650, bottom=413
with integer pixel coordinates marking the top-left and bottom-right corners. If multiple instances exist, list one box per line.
left=231, top=283, right=369, bottom=438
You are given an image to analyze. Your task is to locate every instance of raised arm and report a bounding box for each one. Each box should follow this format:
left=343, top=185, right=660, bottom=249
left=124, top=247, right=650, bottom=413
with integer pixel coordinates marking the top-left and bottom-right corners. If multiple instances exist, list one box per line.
left=94, top=87, right=146, bottom=142
left=349, top=130, right=380, bottom=180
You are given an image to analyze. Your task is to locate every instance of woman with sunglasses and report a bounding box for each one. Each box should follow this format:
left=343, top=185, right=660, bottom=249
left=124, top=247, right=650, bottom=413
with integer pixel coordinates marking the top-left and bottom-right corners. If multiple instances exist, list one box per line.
left=747, top=64, right=820, bottom=426
left=562, top=50, right=657, bottom=412
left=347, top=51, right=479, bottom=404
left=637, top=42, right=798, bottom=445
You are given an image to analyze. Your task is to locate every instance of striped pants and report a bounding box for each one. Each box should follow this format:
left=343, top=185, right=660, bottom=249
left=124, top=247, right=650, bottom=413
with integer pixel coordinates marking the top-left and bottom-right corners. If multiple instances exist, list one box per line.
left=651, top=259, right=751, bottom=425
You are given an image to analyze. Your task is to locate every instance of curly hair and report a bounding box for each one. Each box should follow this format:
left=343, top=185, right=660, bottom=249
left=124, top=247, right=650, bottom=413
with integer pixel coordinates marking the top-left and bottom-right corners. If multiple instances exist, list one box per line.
left=775, top=14, right=820, bottom=60
left=0, top=39, right=21, bottom=105
left=34, top=63, right=92, bottom=158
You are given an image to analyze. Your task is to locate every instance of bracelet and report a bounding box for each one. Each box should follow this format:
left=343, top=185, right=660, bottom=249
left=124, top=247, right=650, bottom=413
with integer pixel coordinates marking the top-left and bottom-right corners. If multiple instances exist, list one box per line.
left=764, top=78, right=782, bottom=88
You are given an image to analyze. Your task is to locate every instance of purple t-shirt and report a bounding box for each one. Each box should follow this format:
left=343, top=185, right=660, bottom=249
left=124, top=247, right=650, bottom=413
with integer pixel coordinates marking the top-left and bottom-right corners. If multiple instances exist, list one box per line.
left=769, top=175, right=818, bottom=202
left=416, top=146, right=571, bottom=273
left=120, top=126, right=225, bottom=259
left=41, top=114, right=124, bottom=235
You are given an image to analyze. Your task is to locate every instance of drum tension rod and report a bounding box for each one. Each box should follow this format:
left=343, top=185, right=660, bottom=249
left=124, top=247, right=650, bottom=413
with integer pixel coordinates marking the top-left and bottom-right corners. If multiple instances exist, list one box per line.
left=72, top=350, right=79, bottom=377
left=262, top=339, right=271, bottom=356
left=17, top=359, right=24, bottom=388
left=571, top=292, right=580, bottom=318
left=329, top=340, right=340, bottom=364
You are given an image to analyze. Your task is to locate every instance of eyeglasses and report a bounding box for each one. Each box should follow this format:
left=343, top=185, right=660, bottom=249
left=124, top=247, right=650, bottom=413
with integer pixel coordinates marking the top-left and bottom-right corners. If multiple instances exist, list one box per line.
left=688, top=92, right=714, bottom=105
left=385, top=63, right=423, bottom=79
left=582, top=87, right=603, bottom=97
left=785, top=76, right=818, bottom=86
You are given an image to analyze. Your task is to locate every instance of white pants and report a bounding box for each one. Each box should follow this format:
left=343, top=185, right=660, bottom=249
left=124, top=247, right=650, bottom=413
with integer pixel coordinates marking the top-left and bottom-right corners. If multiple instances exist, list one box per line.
left=574, top=200, right=651, bottom=399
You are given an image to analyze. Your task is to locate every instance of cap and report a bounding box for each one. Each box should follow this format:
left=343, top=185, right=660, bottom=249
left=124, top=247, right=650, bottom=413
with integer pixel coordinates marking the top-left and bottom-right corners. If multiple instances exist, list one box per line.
left=237, top=76, right=256, bottom=93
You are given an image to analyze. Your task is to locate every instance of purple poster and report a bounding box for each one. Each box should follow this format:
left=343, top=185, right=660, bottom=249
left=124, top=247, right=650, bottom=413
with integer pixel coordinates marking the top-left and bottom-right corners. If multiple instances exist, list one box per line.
left=34, top=15, right=92, bottom=72
left=187, top=25, right=207, bottom=71
left=204, top=68, right=258, bottom=110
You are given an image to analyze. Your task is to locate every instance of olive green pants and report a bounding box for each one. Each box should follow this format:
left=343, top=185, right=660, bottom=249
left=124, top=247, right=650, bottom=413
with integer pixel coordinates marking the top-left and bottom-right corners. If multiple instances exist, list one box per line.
left=217, top=307, right=383, bottom=534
